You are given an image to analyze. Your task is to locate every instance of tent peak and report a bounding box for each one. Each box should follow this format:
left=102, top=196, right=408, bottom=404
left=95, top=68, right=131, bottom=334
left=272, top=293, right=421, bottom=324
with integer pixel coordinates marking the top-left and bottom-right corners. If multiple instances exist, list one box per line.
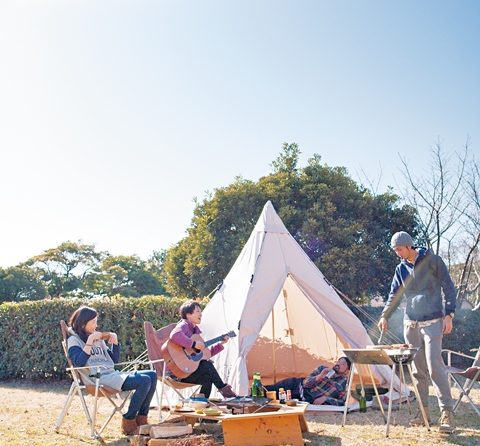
left=254, top=201, right=289, bottom=234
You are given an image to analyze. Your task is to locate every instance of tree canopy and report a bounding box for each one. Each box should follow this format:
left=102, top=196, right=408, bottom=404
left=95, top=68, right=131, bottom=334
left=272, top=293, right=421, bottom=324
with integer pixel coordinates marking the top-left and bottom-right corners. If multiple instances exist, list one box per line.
left=0, top=144, right=420, bottom=304
left=0, top=242, right=166, bottom=302
left=163, top=144, right=418, bottom=302
left=0, top=265, right=46, bottom=302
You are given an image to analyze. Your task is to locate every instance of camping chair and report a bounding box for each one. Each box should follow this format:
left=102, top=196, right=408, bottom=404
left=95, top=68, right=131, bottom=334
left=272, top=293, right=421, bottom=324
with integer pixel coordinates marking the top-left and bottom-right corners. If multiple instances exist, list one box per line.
left=442, top=345, right=480, bottom=417
left=54, top=320, right=157, bottom=439
left=144, top=321, right=201, bottom=410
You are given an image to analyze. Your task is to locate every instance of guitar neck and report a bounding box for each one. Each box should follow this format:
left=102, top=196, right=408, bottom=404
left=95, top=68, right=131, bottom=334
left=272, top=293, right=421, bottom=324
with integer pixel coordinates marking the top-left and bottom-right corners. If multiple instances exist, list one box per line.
left=204, top=334, right=227, bottom=348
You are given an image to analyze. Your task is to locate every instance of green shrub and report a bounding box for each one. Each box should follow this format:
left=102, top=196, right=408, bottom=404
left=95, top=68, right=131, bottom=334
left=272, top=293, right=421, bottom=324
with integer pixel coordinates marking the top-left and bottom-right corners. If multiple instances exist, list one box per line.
left=0, top=295, right=185, bottom=380
left=442, top=309, right=480, bottom=368
left=1, top=297, right=477, bottom=380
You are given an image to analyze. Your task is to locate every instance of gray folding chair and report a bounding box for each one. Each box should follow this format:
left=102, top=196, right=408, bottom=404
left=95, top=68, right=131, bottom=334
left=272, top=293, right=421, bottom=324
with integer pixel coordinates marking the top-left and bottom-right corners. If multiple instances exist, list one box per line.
left=55, top=320, right=158, bottom=439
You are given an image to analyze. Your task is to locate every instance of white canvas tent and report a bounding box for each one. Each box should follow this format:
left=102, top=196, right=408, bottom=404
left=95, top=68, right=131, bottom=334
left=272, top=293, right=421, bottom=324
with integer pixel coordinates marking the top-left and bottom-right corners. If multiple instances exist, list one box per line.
left=201, top=201, right=400, bottom=399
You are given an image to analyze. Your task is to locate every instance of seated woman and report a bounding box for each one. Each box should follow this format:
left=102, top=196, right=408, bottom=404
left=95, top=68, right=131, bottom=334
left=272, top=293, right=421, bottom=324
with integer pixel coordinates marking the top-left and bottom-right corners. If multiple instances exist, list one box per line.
left=67, top=306, right=157, bottom=436
left=168, top=300, right=236, bottom=398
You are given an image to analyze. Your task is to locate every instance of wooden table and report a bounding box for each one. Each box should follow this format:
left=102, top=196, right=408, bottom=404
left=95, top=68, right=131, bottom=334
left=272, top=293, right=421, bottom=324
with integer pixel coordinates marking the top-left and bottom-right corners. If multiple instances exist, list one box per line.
left=181, top=403, right=309, bottom=446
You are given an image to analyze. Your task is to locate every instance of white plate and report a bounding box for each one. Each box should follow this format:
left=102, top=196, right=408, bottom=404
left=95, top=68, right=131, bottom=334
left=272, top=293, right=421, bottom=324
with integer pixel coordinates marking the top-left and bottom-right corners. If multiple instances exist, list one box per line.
left=174, top=407, right=195, bottom=413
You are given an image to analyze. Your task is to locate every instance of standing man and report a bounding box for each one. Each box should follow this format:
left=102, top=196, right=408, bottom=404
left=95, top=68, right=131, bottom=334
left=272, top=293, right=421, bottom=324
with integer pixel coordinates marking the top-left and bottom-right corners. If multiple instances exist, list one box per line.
left=378, top=231, right=456, bottom=433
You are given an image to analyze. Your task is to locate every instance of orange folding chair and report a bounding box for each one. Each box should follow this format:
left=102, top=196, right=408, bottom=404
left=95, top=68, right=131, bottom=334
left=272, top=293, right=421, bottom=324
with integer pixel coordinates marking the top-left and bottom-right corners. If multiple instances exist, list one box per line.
left=144, top=321, right=201, bottom=411
left=443, top=346, right=480, bottom=417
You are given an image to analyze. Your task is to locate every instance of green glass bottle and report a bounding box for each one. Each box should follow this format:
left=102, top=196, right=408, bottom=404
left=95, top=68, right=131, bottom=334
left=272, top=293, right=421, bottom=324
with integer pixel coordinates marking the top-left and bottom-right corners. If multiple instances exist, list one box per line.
left=256, top=372, right=265, bottom=398
left=359, top=389, right=367, bottom=413
left=251, top=372, right=260, bottom=398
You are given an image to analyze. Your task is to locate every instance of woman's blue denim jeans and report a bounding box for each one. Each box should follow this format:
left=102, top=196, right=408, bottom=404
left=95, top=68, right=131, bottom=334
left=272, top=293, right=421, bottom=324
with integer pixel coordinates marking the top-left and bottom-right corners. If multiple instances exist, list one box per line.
left=121, top=370, right=157, bottom=419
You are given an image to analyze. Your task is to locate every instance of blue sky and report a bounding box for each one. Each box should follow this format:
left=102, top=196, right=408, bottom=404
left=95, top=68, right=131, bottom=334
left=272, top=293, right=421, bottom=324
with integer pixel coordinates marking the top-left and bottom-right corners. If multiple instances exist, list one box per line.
left=1, top=1, right=479, bottom=267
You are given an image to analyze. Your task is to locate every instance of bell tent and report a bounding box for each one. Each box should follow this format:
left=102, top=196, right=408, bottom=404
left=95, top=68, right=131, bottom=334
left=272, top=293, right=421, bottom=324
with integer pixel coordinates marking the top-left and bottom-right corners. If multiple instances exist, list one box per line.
left=201, top=201, right=398, bottom=398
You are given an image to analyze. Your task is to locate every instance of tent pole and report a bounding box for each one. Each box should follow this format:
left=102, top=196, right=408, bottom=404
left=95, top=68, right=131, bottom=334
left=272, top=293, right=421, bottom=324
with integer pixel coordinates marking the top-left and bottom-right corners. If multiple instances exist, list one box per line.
left=282, top=287, right=298, bottom=373
left=272, top=309, right=276, bottom=384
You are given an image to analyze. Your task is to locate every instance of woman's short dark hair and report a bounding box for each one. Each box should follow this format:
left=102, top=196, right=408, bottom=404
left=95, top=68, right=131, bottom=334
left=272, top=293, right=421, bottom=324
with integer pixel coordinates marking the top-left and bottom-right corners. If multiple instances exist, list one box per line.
left=69, top=306, right=97, bottom=342
left=180, top=300, right=201, bottom=319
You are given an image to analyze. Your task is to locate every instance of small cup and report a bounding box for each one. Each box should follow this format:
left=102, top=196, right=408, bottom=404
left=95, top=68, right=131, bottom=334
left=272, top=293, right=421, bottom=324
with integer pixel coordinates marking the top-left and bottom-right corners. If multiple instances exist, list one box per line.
left=266, top=391, right=277, bottom=400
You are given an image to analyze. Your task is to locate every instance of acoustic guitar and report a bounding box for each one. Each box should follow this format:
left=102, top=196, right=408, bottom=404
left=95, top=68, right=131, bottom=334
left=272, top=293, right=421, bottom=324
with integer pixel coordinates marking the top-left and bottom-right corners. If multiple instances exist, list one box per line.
left=162, top=331, right=236, bottom=378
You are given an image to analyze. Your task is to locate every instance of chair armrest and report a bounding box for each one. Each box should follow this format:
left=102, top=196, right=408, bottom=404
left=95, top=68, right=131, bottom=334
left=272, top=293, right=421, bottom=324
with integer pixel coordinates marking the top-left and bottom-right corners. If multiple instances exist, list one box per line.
left=66, top=364, right=108, bottom=373
left=118, top=358, right=165, bottom=372
left=442, top=349, right=475, bottom=367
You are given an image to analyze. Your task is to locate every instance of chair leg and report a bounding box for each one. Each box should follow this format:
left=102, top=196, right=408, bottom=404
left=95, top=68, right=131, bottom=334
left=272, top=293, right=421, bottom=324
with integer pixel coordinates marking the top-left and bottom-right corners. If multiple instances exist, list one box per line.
left=97, top=390, right=133, bottom=436
left=451, top=374, right=480, bottom=416
left=461, top=390, right=480, bottom=417
left=91, top=379, right=101, bottom=439
left=55, top=382, right=99, bottom=438
left=55, top=382, right=77, bottom=431
left=155, top=382, right=169, bottom=422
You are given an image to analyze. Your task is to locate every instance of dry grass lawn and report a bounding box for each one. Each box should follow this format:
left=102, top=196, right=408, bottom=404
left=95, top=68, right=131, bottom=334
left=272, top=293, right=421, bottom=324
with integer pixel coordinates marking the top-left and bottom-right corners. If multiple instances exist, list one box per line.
left=0, top=380, right=478, bottom=446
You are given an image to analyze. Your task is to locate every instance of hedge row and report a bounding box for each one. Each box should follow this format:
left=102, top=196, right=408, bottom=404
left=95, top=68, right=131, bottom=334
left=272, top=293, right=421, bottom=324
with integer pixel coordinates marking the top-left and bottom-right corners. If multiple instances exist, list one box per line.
left=0, top=295, right=186, bottom=380
left=1, top=296, right=478, bottom=380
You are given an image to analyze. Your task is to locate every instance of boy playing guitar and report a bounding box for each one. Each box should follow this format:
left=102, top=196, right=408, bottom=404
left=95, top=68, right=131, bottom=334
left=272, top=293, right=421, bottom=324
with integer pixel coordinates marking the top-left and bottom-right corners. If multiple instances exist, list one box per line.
left=163, top=300, right=237, bottom=398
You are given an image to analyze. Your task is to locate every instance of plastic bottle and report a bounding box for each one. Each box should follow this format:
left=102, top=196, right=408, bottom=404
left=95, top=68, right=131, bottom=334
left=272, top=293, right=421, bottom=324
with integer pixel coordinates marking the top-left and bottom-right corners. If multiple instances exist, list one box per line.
left=286, top=389, right=292, bottom=401
left=359, top=389, right=367, bottom=413
left=279, top=387, right=286, bottom=404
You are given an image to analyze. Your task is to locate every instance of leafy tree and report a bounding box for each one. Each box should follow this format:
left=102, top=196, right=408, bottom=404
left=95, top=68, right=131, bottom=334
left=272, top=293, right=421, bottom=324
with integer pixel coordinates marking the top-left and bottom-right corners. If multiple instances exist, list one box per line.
left=0, top=266, right=47, bottom=302
left=164, top=178, right=265, bottom=297
left=27, top=241, right=106, bottom=297
left=271, top=142, right=301, bottom=174
left=164, top=144, right=418, bottom=302
left=145, top=250, right=168, bottom=296
left=86, top=255, right=166, bottom=297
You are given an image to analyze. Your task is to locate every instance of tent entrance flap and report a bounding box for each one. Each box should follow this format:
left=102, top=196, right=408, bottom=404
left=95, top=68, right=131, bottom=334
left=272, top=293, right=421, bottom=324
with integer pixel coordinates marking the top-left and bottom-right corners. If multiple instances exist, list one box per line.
left=246, top=274, right=345, bottom=383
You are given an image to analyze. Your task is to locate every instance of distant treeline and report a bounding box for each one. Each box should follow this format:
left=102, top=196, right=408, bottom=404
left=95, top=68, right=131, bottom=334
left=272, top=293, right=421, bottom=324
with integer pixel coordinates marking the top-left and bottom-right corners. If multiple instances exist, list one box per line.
left=1, top=145, right=417, bottom=304
left=2, top=143, right=478, bottom=307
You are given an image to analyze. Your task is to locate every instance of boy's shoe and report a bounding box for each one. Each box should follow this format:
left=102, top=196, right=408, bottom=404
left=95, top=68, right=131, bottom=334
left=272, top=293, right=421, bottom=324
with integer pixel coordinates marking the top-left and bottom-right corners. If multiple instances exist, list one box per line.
left=219, top=384, right=237, bottom=398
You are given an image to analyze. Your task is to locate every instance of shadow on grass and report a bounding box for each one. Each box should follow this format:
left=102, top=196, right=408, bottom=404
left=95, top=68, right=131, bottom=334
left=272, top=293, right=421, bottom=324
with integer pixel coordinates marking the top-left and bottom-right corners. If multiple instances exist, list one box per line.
left=304, top=432, right=342, bottom=445
left=101, top=439, right=130, bottom=446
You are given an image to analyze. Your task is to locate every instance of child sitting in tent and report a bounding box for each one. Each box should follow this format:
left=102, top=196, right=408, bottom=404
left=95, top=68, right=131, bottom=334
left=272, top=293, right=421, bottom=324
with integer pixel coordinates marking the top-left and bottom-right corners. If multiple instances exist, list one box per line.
left=166, top=300, right=237, bottom=398
left=265, top=357, right=351, bottom=405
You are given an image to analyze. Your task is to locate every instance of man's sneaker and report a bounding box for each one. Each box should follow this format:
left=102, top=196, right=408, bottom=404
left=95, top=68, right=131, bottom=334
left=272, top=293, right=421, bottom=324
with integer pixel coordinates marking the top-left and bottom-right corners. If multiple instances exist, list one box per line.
left=438, top=409, right=455, bottom=433
left=409, top=407, right=430, bottom=426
